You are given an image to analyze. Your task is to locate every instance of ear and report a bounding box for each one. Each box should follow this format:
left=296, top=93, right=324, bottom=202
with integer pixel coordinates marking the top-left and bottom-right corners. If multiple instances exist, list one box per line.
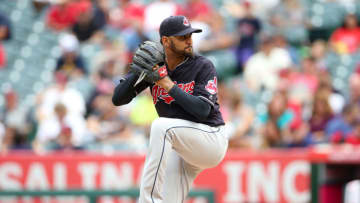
left=161, top=36, right=169, bottom=47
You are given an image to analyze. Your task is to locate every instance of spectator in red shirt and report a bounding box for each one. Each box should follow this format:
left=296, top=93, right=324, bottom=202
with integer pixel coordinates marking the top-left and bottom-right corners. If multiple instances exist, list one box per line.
left=109, top=0, right=145, bottom=30
left=183, top=0, right=212, bottom=21
left=46, top=0, right=92, bottom=31
left=107, top=0, right=147, bottom=63
left=286, top=57, right=320, bottom=100
left=330, top=13, right=360, bottom=55
left=72, top=0, right=107, bottom=42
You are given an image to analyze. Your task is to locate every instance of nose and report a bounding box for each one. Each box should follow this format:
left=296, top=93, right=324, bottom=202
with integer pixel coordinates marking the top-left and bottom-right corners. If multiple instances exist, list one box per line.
left=186, top=37, right=192, bottom=46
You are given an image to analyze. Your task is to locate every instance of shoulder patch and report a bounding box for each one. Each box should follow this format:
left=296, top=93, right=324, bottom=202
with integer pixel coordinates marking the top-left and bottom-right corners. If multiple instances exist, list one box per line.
left=205, top=76, right=217, bottom=94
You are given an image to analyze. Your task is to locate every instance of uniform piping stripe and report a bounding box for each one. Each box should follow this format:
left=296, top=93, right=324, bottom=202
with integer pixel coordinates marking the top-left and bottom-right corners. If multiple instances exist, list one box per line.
left=180, top=159, right=187, bottom=202
left=150, top=126, right=220, bottom=202
left=198, top=96, right=215, bottom=107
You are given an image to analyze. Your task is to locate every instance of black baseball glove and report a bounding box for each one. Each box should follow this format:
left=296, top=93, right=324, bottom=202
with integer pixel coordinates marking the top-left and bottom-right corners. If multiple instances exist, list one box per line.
left=130, top=41, right=167, bottom=84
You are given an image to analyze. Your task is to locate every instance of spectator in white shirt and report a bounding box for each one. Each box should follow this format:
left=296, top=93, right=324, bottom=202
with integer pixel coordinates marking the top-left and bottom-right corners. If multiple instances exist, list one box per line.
left=244, top=36, right=292, bottom=92
left=34, top=72, right=88, bottom=152
left=143, top=0, right=183, bottom=40
left=35, top=103, right=87, bottom=151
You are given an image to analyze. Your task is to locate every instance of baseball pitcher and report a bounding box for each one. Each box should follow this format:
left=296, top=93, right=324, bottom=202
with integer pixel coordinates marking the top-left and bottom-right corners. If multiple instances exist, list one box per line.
left=112, top=15, right=228, bottom=203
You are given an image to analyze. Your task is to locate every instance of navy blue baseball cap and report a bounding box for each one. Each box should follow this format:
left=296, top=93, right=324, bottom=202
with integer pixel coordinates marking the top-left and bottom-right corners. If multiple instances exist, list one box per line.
left=159, top=16, right=202, bottom=37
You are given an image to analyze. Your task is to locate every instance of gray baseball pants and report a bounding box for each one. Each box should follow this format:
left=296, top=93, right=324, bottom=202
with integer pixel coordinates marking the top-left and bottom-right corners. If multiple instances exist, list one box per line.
left=139, top=117, right=228, bottom=203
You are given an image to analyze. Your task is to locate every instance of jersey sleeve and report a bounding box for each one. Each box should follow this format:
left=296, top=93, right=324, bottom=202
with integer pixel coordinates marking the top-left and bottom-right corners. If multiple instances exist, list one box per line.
left=119, top=72, right=150, bottom=94
left=193, top=59, right=219, bottom=107
left=112, top=72, right=150, bottom=106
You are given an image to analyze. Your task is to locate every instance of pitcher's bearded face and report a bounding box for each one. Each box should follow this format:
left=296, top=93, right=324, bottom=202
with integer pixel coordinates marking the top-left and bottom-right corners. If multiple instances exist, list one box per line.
left=169, top=34, right=194, bottom=57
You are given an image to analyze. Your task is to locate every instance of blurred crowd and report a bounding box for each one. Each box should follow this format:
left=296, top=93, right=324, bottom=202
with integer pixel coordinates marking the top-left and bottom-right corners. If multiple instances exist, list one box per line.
left=1, top=0, right=360, bottom=154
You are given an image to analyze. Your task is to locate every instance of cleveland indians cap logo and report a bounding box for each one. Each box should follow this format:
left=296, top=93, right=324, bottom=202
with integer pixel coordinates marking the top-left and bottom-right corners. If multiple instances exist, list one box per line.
left=183, top=17, right=190, bottom=26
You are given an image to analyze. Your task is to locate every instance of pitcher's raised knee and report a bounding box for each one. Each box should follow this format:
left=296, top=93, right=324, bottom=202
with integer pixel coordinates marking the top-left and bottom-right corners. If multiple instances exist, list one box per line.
left=150, top=117, right=174, bottom=136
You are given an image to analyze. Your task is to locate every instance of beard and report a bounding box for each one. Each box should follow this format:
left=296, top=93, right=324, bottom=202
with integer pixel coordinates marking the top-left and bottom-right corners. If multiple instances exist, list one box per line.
left=169, top=40, right=194, bottom=57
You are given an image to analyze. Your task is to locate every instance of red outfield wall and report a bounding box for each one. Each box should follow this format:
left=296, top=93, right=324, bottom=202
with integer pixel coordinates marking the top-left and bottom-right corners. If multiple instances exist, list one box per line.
left=0, top=150, right=310, bottom=203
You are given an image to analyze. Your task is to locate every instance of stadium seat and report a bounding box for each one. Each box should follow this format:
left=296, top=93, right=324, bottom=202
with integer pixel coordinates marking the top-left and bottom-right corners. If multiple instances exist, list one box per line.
left=0, top=1, right=17, bottom=15
left=32, top=21, right=45, bottom=33
left=308, top=1, right=346, bottom=41
left=356, top=2, right=360, bottom=19
left=310, top=0, right=346, bottom=29
left=203, top=49, right=237, bottom=81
